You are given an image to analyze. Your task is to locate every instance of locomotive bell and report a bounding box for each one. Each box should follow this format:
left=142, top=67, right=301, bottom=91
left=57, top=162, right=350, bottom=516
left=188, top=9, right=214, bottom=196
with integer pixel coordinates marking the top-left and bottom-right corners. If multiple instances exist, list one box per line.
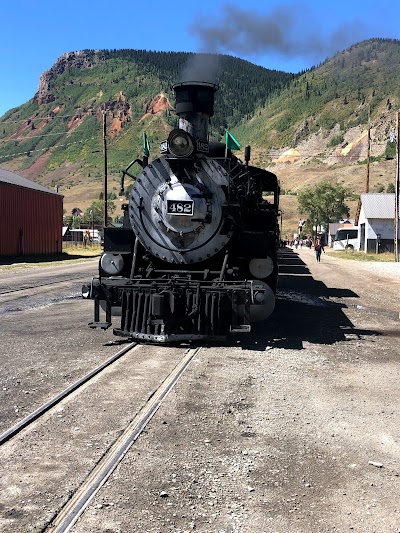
left=173, top=81, right=218, bottom=141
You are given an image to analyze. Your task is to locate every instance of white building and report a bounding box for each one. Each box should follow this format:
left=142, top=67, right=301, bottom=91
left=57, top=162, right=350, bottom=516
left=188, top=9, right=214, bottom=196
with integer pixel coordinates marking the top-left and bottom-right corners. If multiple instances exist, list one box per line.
left=355, top=193, right=399, bottom=253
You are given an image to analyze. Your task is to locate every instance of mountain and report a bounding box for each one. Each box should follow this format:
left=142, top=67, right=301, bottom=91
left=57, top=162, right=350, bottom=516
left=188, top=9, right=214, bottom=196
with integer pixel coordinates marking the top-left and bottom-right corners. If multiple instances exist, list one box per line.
left=0, top=49, right=294, bottom=216
left=1, top=39, right=399, bottom=234
left=250, top=37, right=400, bottom=234
left=237, top=38, right=400, bottom=159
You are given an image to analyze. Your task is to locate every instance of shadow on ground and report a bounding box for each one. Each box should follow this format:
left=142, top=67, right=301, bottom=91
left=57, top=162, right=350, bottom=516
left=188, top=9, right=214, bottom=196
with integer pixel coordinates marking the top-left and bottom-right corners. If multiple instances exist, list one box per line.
left=82, top=247, right=379, bottom=352
left=0, top=252, right=99, bottom=266
left=235, top=247, right=379, bottom=351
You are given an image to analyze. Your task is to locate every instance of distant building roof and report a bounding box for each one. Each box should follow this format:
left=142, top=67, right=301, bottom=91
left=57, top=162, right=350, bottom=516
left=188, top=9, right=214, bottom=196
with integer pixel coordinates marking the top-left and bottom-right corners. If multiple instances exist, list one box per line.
left=328, top=220, right=356, bottom=234
left=0, top=168, right=62, bottom=196
left=360, top=193, right=397, bottom=219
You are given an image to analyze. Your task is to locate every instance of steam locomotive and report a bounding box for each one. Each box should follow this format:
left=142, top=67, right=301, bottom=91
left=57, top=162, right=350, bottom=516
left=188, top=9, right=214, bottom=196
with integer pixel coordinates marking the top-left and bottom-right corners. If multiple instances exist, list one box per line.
left=82, top=81, right=280, bottom=343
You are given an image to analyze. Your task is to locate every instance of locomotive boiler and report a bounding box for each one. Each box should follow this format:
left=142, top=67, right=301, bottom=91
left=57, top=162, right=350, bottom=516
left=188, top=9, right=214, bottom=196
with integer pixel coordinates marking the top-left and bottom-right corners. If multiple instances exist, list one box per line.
left=82, top=81, right=280, bottom=342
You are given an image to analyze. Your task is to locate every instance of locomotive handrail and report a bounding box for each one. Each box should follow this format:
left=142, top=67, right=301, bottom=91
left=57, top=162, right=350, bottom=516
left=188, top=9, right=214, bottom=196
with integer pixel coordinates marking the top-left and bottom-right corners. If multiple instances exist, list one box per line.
left=219, top=250, right=229, bottom=282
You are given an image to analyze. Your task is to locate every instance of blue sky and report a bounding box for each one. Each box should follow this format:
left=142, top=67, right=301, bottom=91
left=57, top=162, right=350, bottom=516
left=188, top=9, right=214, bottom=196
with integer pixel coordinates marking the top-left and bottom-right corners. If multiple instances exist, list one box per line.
left=1, top=0, right=399, bottom=117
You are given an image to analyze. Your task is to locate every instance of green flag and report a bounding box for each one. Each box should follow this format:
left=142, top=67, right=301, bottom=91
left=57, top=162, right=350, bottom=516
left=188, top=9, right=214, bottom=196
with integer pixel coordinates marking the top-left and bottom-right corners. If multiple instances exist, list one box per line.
left=225, top=130, right=241, bottom=151
left=143, top=131, right=150, bottom=157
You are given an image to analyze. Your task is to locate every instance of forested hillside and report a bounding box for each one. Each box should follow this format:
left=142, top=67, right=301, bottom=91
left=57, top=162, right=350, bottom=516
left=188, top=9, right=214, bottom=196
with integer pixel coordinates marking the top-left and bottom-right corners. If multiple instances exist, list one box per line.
left=0, top=50, right=294, bottom=178
left=1, top=39, right=400, bottom=233
left=236, top=38, right=400, bottom=154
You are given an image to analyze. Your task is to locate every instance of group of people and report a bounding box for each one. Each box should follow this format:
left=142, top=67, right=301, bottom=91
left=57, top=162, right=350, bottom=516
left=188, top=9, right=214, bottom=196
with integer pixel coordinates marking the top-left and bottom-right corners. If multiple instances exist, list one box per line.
left=287, top=237, right=325, bottom=262
left=292, top=237, right=312, bottom=249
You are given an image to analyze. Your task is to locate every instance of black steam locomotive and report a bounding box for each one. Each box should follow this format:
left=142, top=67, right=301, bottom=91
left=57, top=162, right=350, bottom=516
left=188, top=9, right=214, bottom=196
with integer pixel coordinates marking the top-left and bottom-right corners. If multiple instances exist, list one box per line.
left=82, top=81, right=280, bottom=342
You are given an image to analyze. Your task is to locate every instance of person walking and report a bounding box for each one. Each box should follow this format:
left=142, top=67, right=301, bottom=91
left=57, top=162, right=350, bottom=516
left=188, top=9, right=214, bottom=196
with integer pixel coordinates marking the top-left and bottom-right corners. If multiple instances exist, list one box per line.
left=314, top=240, right=325, bottom=262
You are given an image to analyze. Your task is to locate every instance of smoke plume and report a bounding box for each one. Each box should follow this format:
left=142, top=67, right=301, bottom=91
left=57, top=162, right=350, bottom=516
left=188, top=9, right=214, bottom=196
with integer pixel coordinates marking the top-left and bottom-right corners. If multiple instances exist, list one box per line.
left=189, top=3, right=369, bottom=67
left=179, top=53, right=221, bottom=84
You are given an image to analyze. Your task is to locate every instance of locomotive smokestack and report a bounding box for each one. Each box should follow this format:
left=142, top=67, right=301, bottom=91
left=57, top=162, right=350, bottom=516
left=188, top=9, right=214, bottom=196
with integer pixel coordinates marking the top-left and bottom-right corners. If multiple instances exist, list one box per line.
left=173, top=81, right=218, bottom=141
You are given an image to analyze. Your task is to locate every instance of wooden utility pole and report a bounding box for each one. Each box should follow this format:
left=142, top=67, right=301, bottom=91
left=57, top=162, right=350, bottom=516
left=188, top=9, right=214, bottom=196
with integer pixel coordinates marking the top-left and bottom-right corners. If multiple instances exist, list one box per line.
left=103, top=112, right=108, bottom=227
left=366, top=105, right=371, bottom=192
left=395, top=112, right=400, bottom=262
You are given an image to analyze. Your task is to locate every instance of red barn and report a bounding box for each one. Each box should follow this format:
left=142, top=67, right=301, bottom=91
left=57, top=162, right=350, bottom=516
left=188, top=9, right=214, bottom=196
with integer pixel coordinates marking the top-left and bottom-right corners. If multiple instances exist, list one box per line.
left=0, top=168, right=63, bottom=256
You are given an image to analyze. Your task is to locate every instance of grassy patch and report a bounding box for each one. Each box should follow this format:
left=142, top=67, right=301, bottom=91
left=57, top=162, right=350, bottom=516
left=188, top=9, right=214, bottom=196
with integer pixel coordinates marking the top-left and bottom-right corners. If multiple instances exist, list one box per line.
left=0, top=246, right=101, bottom=270
left=63, top=244, right=102, bottom=257
left=327, top=249, right=396, bottom=262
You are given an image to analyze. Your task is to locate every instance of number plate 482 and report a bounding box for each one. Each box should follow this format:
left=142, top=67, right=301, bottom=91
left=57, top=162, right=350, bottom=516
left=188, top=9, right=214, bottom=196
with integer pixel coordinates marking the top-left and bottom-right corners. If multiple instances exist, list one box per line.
left=166, top=200, right=194, bottom=216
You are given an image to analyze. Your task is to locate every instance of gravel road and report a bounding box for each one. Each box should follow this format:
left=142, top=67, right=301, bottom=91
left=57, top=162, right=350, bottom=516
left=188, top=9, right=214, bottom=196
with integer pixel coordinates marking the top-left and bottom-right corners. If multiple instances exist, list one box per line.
left=73, top=249, right=400, bottom=533
left=1, top=251, right=399, bottom=533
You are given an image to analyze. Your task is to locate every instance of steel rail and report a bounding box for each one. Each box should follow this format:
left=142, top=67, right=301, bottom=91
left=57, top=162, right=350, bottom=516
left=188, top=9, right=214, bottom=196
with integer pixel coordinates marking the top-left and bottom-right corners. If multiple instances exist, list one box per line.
left=0, top=276, right=90, bottom=296
left=48, top=345, right=202, bottom=533
left=0, top=342, right=137, bottom=446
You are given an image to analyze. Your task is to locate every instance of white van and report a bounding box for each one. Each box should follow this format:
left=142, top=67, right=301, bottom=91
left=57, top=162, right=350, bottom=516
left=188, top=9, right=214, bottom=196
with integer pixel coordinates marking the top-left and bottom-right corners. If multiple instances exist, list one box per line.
left=333, top=228, right=358, bottom=250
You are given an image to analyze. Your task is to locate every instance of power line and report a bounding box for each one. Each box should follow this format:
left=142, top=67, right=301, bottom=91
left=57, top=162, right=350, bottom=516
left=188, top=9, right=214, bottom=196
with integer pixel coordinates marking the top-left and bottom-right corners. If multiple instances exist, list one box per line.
left=0, top=136, right=99, bottom=160
left=0, top=131, right=80, bottom=144
left=1, top=104, right=147, bottom=125
left=0, top=113, right=88, bottom=124
left=0, top=142, right=385, bottom=162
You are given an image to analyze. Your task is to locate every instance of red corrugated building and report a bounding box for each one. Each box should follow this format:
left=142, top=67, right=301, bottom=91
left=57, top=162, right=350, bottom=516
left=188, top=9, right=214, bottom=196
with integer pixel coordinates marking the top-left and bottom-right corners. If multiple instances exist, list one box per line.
left=0, top=168, right=63, bottom=256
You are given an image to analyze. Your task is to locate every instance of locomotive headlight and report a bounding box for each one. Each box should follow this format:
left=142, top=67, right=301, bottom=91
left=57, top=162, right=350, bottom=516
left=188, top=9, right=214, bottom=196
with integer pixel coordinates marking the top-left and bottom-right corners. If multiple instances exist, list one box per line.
left=100, top=253, right=124, bottom=276
left=253, top=290, right=265, bottom=304
left=249, top=281, right=275, bottom=321
left=168, top=129, right=195, bottom=157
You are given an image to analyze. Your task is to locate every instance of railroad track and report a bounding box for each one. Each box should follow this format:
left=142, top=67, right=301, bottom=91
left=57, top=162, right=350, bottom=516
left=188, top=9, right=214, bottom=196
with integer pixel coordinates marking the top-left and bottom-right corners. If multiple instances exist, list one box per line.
left=48, top=345, right=202, bottom=532
left=0, top=342, right=137, bottom=445
left=0, top=276, right=89, bottom=296
left=0, top=276, right=91, bottom=315
left=1, top=341, right=202, bottom=532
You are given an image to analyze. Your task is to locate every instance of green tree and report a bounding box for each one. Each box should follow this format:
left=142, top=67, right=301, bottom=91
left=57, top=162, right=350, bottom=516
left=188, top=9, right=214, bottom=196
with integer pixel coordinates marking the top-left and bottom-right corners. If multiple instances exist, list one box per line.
left=297, top=181, right=353, bottom=231
left=84, top=199, right=116, bottom=224
left=385, top=142, right=396, bottom=160
left=386, top=182, right=395, bottom=193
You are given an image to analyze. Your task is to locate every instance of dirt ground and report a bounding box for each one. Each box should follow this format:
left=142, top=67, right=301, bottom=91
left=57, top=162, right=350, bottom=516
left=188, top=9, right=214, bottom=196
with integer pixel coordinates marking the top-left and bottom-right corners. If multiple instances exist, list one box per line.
left=70, top=249, right=400, bottom=533
left=1, top=250, right=399, bottom=532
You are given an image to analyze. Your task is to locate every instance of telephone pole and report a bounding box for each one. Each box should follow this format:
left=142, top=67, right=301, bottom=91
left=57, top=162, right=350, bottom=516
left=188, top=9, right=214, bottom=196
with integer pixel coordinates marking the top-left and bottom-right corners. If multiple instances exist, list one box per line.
left=366, top=105, right=371, bottom=192
left=103, top=112, right=108, bottom=227
left=395, top=112, right=399, bottom=262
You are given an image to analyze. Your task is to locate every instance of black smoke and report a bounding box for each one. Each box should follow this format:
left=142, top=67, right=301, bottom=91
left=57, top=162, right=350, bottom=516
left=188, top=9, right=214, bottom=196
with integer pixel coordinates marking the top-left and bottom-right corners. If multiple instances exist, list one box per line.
left=188, top=3, right=369, bottom=66
left=179, top=53, right=221, bottom=84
